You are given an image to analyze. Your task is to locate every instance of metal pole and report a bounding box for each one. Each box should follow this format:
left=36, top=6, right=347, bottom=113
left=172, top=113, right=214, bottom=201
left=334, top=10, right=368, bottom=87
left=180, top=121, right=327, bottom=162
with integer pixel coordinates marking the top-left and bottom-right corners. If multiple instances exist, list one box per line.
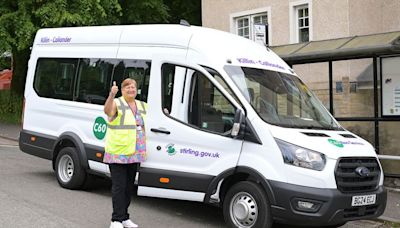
left=329, top=61, right=333, bottom=114
left=373, top=56, right=379, bottom=154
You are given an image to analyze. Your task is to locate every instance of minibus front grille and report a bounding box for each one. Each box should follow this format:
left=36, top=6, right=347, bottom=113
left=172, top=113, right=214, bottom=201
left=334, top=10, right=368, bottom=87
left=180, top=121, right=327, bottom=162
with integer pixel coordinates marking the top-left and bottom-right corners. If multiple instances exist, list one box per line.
left=335, top=157, right=380, bottom=193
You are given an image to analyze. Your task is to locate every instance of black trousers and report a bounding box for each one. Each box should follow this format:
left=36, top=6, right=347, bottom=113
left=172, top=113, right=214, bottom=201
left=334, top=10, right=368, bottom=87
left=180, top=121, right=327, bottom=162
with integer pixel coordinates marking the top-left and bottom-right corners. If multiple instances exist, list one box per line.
left=109, top=163, right=139, bottom=222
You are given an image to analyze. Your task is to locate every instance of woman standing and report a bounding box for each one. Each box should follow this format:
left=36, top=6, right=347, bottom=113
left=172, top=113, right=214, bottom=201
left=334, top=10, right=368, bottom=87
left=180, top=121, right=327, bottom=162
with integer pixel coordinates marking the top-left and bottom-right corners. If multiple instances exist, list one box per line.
left=103, top=79, right=147, bottom=228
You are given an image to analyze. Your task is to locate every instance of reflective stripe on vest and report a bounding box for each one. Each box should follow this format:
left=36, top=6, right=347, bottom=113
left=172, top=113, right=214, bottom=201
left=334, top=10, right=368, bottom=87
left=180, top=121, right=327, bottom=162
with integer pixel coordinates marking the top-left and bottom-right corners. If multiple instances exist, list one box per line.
left=107, top=98, right=146, bottom=129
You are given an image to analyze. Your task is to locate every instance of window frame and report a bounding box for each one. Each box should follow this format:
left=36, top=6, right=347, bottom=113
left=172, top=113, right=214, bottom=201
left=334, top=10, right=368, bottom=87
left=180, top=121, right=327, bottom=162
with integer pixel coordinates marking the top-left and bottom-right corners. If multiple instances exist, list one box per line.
left=236, top=16, right=250, bottom=39
left=33, top=58, right=79, bottom=101
left=336, top=81, right=343, bottom=93
left=289, top=0, right=313, bottom=44
left=230, top=7, right=271, bottom=45
left=296, top=5, right=309, bottom=43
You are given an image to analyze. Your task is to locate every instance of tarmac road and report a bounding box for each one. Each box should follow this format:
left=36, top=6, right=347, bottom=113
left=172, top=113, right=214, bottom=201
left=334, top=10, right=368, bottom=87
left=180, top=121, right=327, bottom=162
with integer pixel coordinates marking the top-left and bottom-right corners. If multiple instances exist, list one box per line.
left=0, top=138, right=392, bottom=228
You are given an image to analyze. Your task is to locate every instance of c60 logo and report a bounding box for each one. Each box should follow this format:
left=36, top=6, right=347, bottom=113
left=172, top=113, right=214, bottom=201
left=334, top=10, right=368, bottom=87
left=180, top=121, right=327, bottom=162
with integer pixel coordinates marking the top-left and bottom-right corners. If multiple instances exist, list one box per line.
left=93, top=117, right=107, bottom=140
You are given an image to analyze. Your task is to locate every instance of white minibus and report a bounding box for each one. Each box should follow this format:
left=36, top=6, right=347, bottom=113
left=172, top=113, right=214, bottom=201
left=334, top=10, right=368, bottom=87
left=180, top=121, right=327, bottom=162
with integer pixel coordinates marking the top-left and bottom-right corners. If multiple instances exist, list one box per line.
left=20, top=24, right=387, bottom=228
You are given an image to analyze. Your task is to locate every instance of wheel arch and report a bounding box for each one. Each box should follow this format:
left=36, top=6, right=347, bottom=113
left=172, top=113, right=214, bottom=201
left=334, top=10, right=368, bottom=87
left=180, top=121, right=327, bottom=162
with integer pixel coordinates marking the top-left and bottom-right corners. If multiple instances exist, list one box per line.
left=52, top=132, right=88, bottom=170
left=205, top=166, right=276, bottom=206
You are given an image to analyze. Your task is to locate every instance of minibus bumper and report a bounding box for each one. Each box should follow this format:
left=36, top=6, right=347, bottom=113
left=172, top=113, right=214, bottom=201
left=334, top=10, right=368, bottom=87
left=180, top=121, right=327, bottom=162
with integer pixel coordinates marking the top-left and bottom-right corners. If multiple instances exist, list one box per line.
left=269, top=180, right=387, bottom=226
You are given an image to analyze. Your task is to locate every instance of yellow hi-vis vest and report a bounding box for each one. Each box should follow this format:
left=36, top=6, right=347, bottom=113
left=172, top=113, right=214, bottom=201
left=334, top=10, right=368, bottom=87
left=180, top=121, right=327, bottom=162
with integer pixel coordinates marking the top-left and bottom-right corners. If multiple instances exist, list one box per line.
left=105, top=97, right=147, bottom=156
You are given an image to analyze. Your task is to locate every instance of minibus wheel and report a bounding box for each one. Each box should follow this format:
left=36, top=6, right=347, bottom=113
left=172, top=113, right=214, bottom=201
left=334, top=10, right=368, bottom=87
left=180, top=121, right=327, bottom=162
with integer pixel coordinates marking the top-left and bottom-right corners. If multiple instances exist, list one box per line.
left=55, top=147, right=86, bottom=189
left=223, top=181, right=272, bottom=228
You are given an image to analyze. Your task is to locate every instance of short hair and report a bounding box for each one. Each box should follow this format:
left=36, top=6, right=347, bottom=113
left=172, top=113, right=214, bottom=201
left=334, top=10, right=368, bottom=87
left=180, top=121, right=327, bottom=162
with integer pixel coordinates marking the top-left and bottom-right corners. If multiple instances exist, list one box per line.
left=121, top=78, right=137, bottom=88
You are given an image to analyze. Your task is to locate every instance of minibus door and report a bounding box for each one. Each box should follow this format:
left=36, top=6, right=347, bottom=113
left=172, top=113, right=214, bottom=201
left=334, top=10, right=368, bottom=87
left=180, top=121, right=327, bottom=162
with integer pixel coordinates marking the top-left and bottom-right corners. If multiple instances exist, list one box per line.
left=138, top=60, right=245, bottom=201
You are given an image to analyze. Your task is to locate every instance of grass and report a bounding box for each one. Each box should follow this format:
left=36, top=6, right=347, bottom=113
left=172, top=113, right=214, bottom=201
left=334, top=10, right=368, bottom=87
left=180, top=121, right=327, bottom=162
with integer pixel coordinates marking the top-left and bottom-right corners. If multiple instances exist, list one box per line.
left=0, top=90, right=23, bottom=124
left=382, top=221, right=400, bottom=227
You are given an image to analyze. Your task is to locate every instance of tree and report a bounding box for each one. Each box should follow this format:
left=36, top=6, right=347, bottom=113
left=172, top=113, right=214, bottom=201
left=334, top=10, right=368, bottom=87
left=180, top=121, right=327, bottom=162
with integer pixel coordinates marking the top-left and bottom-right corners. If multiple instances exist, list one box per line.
left=164, top=0, right=201, bottom=26
left=0, top=0, right=123, bottom=94
left=119, top=0, right=169, bottom=24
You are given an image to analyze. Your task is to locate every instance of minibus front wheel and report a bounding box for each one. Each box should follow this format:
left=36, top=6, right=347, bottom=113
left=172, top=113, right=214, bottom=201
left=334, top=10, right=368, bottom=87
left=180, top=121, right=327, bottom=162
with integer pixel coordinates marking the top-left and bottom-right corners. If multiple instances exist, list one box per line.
left=223, top=181, right=272, bottom=228
left=55, top=147, right=87, bottom=189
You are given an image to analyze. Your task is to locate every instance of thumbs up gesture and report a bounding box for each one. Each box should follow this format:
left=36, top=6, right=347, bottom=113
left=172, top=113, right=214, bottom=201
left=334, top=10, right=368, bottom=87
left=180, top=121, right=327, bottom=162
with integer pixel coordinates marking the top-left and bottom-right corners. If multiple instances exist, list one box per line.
left=110, top=81, right=119, bottom=97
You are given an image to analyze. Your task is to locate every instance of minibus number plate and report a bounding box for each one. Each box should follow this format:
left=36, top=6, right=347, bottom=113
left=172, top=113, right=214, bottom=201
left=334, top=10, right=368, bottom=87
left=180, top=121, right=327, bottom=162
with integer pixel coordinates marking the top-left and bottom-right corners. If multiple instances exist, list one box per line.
left=351, top=194, right=376, bottom=206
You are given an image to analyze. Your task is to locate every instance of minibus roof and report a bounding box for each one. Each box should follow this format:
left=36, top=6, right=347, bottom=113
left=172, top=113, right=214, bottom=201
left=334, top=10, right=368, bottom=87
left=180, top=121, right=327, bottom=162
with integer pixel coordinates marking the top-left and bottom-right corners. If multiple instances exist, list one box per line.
left=34, top=25, right=293, bottom=75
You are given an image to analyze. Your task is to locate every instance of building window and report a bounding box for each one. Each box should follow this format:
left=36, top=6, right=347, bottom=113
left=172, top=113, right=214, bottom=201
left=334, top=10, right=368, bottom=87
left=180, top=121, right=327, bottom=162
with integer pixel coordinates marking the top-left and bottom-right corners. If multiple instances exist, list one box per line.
left=297, top=6, right=309, bottom=42
left=237, top=17, right=250, bottom=39
left=230, top=7, right=271, bottom=46
left=350, top=82, right=357, bottom=93
left=235, top=13, right=268, bottom=45
left=253, top=15, right=268, bottom=26
left=290, top=0, right=312, bottom=44
left=336, top=82, right=343, bottom=93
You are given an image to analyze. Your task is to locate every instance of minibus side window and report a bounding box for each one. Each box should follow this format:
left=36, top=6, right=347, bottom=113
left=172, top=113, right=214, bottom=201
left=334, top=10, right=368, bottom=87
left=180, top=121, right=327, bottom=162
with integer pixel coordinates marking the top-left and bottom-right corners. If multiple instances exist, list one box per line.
left=190, top=73, right=236, bottom=134
left=34, top=58, right=78, bottom=100
left=75, top=59, right=115, bottom=105
left=161, top=63, right=236, bottom=135
left=161, top=64, right=192, bottom=121
left=112, top=60, right=151, bottom=102
left=161, top=64, right=176, bottom=113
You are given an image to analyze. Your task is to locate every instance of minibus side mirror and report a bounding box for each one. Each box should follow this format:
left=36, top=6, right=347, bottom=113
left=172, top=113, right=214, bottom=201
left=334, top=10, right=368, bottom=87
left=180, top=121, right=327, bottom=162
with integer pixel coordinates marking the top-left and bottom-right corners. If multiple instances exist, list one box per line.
left=231, top=109, right=244, bottom=138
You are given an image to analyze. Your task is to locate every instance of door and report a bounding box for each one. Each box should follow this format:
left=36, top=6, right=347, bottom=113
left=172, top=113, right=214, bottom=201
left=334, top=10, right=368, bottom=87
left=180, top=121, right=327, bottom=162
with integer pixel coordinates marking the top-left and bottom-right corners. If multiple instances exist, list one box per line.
left=138, top=60, right=244, bottom=201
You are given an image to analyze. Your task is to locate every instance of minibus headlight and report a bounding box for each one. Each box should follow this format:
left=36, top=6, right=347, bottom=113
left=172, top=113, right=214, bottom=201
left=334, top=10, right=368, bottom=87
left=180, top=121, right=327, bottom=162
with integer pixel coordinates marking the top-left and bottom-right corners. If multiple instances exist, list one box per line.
left=275, top=138, right=326, bottom=171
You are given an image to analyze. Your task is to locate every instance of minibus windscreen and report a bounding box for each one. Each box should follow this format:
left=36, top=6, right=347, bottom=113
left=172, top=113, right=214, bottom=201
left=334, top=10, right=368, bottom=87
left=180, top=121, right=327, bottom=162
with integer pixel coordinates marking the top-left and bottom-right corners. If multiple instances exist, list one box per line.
left=224, top=65, right=342, bottom=130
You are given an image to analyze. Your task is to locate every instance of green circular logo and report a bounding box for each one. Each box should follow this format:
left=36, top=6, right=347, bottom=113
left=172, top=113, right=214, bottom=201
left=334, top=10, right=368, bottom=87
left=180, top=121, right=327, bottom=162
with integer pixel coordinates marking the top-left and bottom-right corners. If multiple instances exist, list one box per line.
left=93, top=117, right=107, bottom=140
left=328, top=139, right=344, bottom=148
left=166, top=144, right=176, bottom=156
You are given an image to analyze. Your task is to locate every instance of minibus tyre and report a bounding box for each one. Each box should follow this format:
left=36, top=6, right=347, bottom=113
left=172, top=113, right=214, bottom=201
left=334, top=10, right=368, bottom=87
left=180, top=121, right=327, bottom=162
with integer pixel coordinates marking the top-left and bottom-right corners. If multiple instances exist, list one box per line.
left=223, top=181, right=272, bottom=228
left=55, top=147, right=86, bottom=189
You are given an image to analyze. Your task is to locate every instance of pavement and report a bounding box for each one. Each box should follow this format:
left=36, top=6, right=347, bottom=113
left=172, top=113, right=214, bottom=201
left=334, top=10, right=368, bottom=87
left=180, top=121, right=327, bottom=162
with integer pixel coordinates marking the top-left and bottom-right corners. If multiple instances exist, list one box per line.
left=0, top=122, right=399, bottom=224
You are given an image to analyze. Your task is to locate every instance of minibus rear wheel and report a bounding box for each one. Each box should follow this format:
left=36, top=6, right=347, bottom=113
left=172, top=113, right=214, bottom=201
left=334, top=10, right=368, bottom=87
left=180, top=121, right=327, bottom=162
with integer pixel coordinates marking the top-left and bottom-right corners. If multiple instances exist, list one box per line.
left=55, top=147, right=86, bottom=189
left=223, top=181, right=272, bottom=228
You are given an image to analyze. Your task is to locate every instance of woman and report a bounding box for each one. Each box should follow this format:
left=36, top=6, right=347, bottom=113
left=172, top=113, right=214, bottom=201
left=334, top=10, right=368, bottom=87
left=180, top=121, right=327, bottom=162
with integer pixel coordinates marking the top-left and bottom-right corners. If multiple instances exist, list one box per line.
left=103, top=79, right=147, bottom=228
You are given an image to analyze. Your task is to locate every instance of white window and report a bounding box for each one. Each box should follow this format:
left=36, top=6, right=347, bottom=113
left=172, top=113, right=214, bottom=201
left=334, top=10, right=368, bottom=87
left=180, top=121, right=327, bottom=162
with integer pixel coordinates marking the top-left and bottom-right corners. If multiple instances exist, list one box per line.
left=297, top=5, right=309, bottom=42
left=237, top=17, right=250, bottom=39
left=290, top=0, right=312, bottom=43
left=230, top=7, right=271, bottom=46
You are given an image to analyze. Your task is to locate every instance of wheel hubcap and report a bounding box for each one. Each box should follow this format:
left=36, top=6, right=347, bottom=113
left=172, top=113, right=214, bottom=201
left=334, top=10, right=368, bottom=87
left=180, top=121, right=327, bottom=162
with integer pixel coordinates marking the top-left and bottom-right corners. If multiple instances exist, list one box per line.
left=230, top=192, right=258, bottom=227
left=58, top=154, right=74, bottom=183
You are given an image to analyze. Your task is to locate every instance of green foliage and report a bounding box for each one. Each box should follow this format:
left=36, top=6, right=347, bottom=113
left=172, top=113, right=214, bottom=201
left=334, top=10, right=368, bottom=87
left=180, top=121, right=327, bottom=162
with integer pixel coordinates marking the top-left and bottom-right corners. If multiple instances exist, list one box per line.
left=165, top=0, right=201, bottom=25
left=0, top=56, right=11, bottom=70
left=0, top=90, right=23, bottom=124
left=0, top=0, right=122, bottom=52
left=120, top=0, right=169, bottom=24
left=383, top=221, right=400, bottom=227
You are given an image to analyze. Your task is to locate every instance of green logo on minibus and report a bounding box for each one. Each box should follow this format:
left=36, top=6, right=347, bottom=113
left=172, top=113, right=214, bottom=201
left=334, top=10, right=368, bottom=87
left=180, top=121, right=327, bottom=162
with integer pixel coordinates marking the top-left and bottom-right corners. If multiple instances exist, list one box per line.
left=93, top=117, right=107, bottom=140
left=166, top=143, right=176, bottom=155
left=328, top=139, right=344, bottom=148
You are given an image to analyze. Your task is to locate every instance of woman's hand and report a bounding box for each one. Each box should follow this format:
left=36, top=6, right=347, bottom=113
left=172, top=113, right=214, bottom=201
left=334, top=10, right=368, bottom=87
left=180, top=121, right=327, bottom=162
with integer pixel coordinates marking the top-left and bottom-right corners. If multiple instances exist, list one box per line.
left=110, top=81, right=119, bottom=97
left=104, top=81, right=118, bottom=117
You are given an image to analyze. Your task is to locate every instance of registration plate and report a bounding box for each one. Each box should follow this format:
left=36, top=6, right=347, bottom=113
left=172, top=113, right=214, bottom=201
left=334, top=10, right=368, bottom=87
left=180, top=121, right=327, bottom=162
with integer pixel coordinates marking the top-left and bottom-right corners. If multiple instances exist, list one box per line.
left=351, top=194, right=376, bottom=206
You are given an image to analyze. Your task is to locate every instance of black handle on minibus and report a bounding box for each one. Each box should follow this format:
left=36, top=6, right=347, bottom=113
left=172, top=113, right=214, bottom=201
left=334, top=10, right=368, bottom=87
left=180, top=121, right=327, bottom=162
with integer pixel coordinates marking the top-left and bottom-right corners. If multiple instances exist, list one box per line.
left=151, top=128, right=171, bottom=135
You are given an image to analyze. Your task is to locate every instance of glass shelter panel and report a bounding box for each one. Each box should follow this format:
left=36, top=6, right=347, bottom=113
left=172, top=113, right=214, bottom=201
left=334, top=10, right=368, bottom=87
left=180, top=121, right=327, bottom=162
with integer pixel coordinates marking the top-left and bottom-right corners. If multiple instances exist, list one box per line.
left=293, top=62, right=330, bottom=110
left=379, top=121, right=400, bottom=175
left=333, top=59, right=374, bottom=118
left=339, top=121, right=375, bottom=146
